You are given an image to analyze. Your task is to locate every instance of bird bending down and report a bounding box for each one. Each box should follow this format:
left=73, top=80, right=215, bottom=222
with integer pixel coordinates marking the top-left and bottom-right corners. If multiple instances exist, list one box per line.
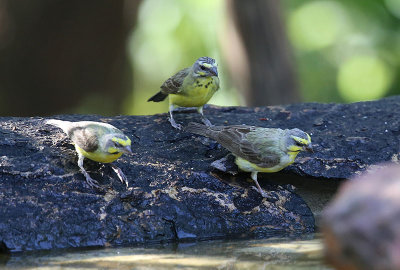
left=148, top=56, right=220, bottom=129
left=186, top=123, right=313, bottom=197
left=46, top=119, right=132, bottom=188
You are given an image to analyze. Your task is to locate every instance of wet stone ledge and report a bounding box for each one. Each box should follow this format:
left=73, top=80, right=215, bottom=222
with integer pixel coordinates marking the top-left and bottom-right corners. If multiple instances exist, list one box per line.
left=1, top=96, right=400, bottom=252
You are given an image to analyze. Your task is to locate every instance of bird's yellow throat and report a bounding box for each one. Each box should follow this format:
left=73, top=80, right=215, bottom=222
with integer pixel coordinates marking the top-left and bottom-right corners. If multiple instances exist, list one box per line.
left=76, top=145, right=123, bottom=163
left=169, top=77, right=219, bottom=107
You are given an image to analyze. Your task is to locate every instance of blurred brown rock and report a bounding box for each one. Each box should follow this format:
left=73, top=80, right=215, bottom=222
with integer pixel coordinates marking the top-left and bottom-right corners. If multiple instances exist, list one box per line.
left=322, top=164, right=400, bottom=270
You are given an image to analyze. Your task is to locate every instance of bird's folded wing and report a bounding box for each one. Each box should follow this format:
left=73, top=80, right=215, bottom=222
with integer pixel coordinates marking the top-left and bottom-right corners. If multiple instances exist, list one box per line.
left=215, top=126, right=281, bottom=168
left=70, top=127, right=99, bottom=153
left=160, top=68, right=190, bottom=94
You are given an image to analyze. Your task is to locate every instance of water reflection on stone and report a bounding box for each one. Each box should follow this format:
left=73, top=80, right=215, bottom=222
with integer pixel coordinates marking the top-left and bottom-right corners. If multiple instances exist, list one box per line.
left=4, top=235, right=332, bottom=269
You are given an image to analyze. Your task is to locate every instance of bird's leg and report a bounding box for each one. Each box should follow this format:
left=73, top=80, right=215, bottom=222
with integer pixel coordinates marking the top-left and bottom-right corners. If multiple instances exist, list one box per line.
left=78, top=154, right=100, bottom=188
left=197, top=106, right=213, bottom=127
left=111, top=164, right=129, bottom=188
left=168, top=104, right=182, bottom=130
left=250, top=172, right=268, bottom=198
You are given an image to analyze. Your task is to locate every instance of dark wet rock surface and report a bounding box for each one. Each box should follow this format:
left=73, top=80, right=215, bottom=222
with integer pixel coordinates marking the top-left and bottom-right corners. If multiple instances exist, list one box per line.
left=1, top=96, right=400, bottom=252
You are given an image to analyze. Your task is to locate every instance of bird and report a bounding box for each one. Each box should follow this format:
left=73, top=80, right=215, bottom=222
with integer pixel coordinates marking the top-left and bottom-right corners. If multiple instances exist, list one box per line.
left=45, top=119, right=132, bottom=188
left=186, top=122, right=313, bottom=197
left=148, top=56, right=220, bottom=130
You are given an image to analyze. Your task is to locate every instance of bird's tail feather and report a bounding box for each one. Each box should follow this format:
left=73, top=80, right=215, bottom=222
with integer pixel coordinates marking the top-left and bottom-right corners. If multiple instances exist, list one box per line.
left=45, top=119, right=72, bottom=133
left=148, top=91, right=168, bottom=102
left=185, top=122, right=215, bottom=138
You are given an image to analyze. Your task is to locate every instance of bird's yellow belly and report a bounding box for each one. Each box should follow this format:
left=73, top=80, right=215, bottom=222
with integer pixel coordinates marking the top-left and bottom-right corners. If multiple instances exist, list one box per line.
left=169, top=77, right=218, bottom=107
left=76, top=146, right=123, bottom=163
left=235, top=153, right=298, bottom=173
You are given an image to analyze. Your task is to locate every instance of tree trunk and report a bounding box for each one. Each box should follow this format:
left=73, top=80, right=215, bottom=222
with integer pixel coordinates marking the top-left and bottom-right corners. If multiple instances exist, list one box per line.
left=227, top=0, right=299, bottom=106
left=0, top=0, right=139, bottom=116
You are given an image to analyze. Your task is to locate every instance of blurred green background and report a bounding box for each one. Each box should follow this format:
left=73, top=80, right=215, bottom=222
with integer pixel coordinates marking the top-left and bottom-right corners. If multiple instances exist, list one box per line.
left=0, top=0, right=399, bottom=116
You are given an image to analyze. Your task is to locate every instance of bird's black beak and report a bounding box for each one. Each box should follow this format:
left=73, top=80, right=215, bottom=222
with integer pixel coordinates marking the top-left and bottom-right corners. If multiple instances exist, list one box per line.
left=210, top=66, right=218, bottom=77
left=304, top=144, right=314, bottom=153
left=123, top=145, right=133, bottom=154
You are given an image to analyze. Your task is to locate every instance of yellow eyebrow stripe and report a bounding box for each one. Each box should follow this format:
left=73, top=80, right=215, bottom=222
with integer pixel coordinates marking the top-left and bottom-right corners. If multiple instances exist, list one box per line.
left=112, top=137, right=131, bottom=146
left=307, top=133, right=311, bottom=143
left=292, top=136, right=309, bottom=145
left=202, top=63, right=213, bottom=68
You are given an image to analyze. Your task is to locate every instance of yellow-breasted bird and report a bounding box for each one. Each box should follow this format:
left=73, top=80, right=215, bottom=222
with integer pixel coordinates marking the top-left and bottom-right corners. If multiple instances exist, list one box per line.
left=186, top=123, right=313, bottom=197
left=148, top=57, right=220, bottom=130
left=46, top=119, right=132, bottom=188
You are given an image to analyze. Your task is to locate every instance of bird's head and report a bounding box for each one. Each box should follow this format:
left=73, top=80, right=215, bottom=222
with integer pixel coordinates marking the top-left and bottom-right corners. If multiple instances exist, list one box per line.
left=104, top=133, right=132, bottom=155
left=193, top=57, right=218, bottom=77
left=285, top=128, right=313, bottom=153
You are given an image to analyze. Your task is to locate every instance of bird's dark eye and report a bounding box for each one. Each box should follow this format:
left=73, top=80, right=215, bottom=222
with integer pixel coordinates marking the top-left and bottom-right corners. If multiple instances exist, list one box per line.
left=200, top=65, right=206, bottom=70
left=295, top=141, right=303, bottom=146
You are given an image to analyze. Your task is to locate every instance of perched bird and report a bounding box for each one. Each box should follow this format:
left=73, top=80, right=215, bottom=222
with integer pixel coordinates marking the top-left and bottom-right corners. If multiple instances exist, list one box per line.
left=46, top=119, right=132, bottom=188
left=148, top=56, right=220, bottom=129
left=186, top=123, right=313, bottom=197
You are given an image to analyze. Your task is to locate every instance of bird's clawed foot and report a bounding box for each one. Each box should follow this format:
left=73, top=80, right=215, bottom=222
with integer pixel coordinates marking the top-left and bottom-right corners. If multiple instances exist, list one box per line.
left=111, top=164, right=129, bottom=188
left=84, top=175, right=101, bottom=189
left=169, top=105, right=182, bottom=130
left=78, top=155, right=101, bottom=189
left=168, top=116, right=183, bottom=130
left=251, top=186, right=269, bottom=198
left=250, top=171, right=270, bottom=198
left=201, top=117, right=213, bottom=127
left=197, top=106, right=213, bottom=127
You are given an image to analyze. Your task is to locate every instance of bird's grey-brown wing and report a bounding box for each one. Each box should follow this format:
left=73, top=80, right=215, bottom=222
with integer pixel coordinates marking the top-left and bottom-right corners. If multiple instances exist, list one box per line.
left=213, top=126, right=282, bottom=168
left=160, top=67, right=190, bottom=94
left=68, top=126, right=99, bottom=153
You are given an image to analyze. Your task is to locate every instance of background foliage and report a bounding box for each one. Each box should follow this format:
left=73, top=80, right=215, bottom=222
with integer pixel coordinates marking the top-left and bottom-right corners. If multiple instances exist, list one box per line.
left=0, top=0, right=399, bottom=116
